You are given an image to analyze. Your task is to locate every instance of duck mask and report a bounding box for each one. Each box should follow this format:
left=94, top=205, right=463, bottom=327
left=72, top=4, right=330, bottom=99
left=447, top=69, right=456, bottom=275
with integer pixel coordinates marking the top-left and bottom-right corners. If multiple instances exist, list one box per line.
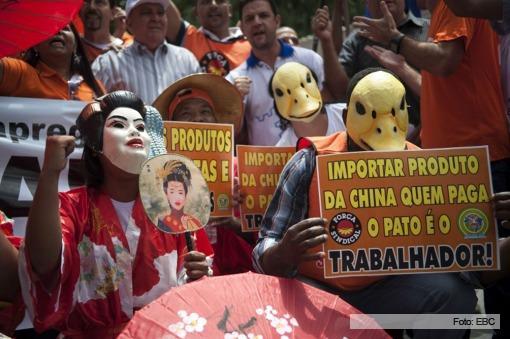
left=270, top=62, right=322, bottom=123
left=346, top=70, right=408, bottom=151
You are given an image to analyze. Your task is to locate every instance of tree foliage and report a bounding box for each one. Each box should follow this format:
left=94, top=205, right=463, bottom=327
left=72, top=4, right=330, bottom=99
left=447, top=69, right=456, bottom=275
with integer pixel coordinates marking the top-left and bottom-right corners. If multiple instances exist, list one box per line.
left=116, top=0, right=365, bottom=38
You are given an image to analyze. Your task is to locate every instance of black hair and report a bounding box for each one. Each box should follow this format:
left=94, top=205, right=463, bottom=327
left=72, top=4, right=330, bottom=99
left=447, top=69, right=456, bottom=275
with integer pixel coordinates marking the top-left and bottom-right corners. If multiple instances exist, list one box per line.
left=23, top=24, right=105, bottom=99
left=267, top=63, right=320, bottom=122
left=76, top=91, right=146, bottom=187
left=239, top=0, right=278, bottom=19
left=109, top=0, right=115, bottom=8
left=346, top=67, right=400, bottom=103
left=162, top=161, right=192, bottom=196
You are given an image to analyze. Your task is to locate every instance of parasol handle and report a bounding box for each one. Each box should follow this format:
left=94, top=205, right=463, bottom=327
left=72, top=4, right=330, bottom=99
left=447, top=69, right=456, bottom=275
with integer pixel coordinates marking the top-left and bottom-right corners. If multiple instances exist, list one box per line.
left=185, top=231, right=194, bottom=251
left=312, top=0, right=327, bottom=52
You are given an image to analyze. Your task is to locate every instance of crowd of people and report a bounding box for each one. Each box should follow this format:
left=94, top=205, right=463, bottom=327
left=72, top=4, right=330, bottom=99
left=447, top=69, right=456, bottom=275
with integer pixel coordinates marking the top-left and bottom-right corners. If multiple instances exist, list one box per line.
left=1, top=0, right=510, bottom=338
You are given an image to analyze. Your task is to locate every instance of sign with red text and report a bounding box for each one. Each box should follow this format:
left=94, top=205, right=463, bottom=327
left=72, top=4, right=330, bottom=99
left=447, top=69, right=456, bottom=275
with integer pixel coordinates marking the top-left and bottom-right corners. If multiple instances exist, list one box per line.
left=237, top=145, right=295, bottom=232
left=165, top=121, right=234, bottom=217
left=315, top=147, right=498, bottom=278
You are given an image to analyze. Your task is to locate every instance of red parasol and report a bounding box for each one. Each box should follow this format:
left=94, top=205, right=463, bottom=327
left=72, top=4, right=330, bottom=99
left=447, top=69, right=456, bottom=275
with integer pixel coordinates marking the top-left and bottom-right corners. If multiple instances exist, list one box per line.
left=119, top=272, right=389, bottom=338
left=0, top=0, right=83, bottom=58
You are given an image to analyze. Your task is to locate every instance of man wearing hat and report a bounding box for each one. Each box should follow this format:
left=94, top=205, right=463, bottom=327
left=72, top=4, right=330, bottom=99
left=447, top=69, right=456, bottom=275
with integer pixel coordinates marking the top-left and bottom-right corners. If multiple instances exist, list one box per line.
left=92, top=0, right=201, bottom=104
left=153, top=73, right=243, bottom=134
left=153, top=74, right=255, bottom=275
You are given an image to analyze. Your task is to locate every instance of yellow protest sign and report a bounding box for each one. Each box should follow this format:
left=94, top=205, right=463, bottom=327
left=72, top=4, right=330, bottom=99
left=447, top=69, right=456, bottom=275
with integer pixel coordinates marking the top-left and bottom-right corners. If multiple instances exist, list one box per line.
left=165, top=121, right=233, bottom=217
left=316, top=146, right=498, bottom=278
left=237, top=145, right=295, bottom=232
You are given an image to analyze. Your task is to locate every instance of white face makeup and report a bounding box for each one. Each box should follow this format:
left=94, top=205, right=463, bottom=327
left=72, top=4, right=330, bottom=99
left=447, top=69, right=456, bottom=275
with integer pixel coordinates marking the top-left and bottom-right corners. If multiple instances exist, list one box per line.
left=102, top=107, right=151, bottom=174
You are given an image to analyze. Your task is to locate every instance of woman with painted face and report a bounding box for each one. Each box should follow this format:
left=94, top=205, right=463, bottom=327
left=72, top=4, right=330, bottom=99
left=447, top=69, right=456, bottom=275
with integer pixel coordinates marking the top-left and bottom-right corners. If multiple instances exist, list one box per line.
left=157, top=160, right=203, bottom=233
left=19, top=91, right=213, bottom=337
left=0, top=24, right=104, bottom=101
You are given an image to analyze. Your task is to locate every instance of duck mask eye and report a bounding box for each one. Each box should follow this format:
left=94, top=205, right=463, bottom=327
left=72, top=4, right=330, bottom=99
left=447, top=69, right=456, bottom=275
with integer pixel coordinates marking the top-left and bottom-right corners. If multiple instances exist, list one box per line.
left=400, top=95, right=406, bottom=110
left=275, top=88, right=284, bottom=97
left=306, top=72, right=312, bottom=83
left=356, top=101, right=366, bottom=115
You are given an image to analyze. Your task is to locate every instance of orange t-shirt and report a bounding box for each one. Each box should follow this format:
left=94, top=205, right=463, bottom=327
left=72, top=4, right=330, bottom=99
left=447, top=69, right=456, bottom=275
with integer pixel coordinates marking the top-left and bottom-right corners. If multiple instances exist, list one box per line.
left=0, top=58, right=99, bottom=102
left=82, top=41, right=107, bottom=63
left=421, top=1, right=510, bottom=161
left=121, top=32, right=134, bottom=47
left=183, top=26, right=251, bottom=76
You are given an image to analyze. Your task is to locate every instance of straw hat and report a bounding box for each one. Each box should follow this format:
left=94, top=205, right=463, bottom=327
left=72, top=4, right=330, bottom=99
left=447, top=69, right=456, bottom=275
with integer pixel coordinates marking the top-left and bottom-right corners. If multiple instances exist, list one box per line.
left=152, top=73, right=244, bottom=134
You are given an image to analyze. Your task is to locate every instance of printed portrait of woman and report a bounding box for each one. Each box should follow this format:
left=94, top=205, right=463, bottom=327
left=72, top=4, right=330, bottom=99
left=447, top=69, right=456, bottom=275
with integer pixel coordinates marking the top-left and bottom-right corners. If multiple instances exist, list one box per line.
left=157, top=160, right=203, bottom=233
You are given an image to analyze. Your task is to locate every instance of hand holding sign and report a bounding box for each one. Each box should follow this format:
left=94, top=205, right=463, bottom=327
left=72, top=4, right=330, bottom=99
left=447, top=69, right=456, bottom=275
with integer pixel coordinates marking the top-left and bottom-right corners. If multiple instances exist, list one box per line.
left=42, top=136, right=75, bottom=175
left=493, top=192, right=510, bottom=229
left=262, top=217, right=328, bottom=277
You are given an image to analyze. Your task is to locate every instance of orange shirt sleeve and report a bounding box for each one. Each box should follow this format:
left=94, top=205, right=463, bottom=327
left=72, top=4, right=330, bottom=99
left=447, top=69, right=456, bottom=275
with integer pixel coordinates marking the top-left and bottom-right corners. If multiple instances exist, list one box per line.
left=0, top=58, right=33, bottom=96
left=430, top=2, right=476, bottom=51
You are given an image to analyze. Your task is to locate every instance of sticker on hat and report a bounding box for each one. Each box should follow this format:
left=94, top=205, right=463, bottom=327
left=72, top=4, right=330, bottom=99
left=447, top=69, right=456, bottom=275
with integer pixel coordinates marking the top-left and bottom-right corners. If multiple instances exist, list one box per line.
left=139, top=153, right=211, bottom=233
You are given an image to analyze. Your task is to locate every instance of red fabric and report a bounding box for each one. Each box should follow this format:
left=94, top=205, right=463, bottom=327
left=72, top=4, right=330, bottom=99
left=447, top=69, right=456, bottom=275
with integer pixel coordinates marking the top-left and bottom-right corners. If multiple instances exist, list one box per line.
left=19, top=187, right=213, bottom=337
left=212, top=157, right=257, bottom=275
left=0, top=210, right=24, bottom=336
left=0, top=211, right=22, bottom=248
left=119, top=272, right=390, bottom=338
left=420, top=1, right=510, bottom=161
left=213, top=227, right=256, bottom=275
left=0, top=0, right=83, bottom=58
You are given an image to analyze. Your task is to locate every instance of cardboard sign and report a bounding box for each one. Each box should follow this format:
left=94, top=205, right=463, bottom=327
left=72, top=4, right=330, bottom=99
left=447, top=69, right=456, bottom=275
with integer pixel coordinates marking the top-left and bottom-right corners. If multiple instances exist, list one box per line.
left=165, top=121, right=234, bottom=217
left=316, top=146, right=498, bottom=278
left=237, top=145, right=295, bottom=232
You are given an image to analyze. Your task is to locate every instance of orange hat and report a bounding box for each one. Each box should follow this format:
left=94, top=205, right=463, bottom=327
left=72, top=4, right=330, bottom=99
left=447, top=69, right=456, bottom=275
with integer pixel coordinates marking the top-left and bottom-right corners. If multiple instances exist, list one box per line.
left=167, top=88, right=215, bottom=119
left=153, top=73, right=243, bottom=134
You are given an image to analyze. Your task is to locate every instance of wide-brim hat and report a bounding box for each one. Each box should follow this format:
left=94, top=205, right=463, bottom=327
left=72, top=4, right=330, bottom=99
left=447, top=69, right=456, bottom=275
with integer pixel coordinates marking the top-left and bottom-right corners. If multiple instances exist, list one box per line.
left=152, top=73, right=244, bottom=134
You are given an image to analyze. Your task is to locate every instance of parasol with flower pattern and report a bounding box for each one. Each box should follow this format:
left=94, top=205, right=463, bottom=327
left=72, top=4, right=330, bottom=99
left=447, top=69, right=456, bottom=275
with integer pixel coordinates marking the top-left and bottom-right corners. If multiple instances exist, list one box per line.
left=119, top=272, right=390, bottom=339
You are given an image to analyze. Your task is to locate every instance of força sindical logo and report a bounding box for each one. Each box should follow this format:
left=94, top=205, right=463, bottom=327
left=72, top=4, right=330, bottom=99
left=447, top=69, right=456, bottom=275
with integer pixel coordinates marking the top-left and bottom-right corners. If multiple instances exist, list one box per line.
left=329, top=212, right=362, bottom=245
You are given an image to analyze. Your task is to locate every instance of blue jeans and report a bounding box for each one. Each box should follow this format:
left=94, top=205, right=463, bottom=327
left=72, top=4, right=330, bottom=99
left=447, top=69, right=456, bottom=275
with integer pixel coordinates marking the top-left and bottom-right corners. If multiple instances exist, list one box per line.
left=485, top=158, right=510, bottom=338
left=337, top=273, right=477, bottom=339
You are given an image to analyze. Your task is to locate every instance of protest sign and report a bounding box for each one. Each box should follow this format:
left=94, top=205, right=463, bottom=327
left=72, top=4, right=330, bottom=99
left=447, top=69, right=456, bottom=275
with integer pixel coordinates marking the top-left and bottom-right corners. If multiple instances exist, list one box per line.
left=165, top=121, right=233, bottom=217
left=237, top=145, right=295, bottom=232
left=0, top=97, right=85, bottom=234
left=316, top=146, right=498, bottom=278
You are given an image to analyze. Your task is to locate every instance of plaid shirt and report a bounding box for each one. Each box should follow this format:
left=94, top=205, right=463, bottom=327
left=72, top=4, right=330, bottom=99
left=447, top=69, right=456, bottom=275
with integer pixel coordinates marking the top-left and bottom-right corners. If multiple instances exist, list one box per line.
left=252, top=147, right=317, bottom=275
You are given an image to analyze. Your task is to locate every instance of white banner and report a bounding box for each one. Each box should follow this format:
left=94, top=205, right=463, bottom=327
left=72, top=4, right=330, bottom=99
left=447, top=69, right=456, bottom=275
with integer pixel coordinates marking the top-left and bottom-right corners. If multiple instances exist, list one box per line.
left=0, top=96, right=86, bottom=235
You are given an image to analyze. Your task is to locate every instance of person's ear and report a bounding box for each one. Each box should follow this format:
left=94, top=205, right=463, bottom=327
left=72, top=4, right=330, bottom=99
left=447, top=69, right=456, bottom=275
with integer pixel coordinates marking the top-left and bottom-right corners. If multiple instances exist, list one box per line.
left=275, top=14, right=281, bottom=27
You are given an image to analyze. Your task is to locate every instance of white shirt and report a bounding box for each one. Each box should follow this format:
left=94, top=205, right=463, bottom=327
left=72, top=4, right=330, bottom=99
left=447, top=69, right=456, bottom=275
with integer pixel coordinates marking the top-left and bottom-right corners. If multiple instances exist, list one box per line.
left=226, top=42, right=325, bottom=146
left=198, top=26, right=244, bottom=43
left=110, top=199, right=138, bottom=254
left=92, top=40, right=201, bottom=104
left=275, top=103, right=346, bottom=147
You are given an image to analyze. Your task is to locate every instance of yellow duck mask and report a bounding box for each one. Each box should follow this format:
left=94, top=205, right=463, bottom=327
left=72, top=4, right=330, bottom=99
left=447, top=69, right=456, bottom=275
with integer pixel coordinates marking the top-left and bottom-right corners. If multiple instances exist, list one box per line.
left=346, top=70, right=408, bottom=151
left=270, top=62, right=322, bottom=122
